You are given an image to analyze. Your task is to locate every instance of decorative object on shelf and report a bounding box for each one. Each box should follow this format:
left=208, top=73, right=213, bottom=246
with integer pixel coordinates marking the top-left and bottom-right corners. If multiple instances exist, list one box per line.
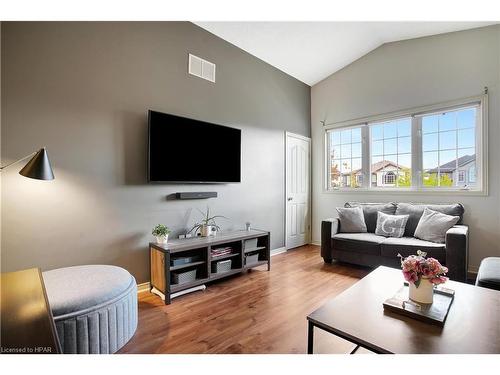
left=171, top=255, right=201, bottom=266
left=189, top=207, right=226, bottom=237
left=0, top=147, right=55, bottom=180
left=398, top=250, right=448, bottom=304
left=152, top=224, right=171, bottom=244
left=211, top=247, right=233, bottom=257
left=246, top=222, right=251, bottom=231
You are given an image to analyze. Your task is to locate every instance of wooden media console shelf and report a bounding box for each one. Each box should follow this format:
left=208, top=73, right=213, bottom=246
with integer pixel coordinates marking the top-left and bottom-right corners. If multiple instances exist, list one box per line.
left=149, top=230, right=270, bottom=304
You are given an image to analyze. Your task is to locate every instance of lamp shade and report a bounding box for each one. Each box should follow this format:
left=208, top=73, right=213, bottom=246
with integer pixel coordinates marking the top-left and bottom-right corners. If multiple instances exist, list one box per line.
left=19, top=148, right=55, bottom=180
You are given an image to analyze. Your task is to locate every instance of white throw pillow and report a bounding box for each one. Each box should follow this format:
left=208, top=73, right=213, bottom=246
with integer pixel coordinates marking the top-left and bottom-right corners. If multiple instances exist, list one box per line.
left=375, top=211, right=409, bottom=238
left=414, top=207, right=460, bottom=243
left=336, top=206, right=367, bottom=233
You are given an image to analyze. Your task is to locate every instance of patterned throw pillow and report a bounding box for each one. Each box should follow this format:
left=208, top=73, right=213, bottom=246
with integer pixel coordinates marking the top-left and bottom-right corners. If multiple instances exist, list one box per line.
left=375, top=211, right=409, bottom=238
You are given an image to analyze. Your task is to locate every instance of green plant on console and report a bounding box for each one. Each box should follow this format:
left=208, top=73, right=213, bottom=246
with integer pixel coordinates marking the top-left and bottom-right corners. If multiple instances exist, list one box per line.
left=152, top=224, right=171, bottom=237
left=189, top=207, right=226, bottom=235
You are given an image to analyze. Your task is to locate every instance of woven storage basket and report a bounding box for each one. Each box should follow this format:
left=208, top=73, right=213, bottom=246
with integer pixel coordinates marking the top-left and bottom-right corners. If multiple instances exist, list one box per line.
left=212, top=259, right=232, bottom=274
left=172, top=269, right=197, bottom=284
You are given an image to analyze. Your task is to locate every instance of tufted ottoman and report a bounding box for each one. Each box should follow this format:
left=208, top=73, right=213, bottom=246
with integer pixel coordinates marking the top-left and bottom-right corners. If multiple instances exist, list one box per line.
left=43, top=265, right=138, bottom=354
left=475, top=257, right=500, bottom=291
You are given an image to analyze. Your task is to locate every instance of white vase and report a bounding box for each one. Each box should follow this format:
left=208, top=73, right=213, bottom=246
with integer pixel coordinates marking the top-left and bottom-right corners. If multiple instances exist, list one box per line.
left=409, top=278, right=434, bottom=304
left=200, top=225, right=215, bottom=237
left=155, top=234, right=168, bottom=244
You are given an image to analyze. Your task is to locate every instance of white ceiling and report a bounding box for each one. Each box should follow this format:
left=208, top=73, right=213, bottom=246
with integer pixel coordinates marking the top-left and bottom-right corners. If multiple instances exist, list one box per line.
left=195, top=22, right=496, bottom=86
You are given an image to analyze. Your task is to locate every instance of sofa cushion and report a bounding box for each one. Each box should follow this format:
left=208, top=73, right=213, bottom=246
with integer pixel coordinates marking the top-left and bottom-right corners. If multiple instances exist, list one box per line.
left=332, top=233, right=385, bottom=256
left=345, top=202, right=397, bottom=233
left=380, top=236, right=446, bottom=264
left=336, top=206, right=367, bottom=233
left=395, top=203, right=464, bottom=237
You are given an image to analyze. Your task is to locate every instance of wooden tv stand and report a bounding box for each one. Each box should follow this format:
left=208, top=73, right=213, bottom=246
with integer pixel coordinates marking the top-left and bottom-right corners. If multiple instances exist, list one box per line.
left=149, top=230, right=270, bottom=304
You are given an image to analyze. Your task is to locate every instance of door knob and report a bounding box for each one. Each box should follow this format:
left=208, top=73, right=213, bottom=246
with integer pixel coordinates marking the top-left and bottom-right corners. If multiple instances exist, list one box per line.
left=287, top=197, right=293, bottom=201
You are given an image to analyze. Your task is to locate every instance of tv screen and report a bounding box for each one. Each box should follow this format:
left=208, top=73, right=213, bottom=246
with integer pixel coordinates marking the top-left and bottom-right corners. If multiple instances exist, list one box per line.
left=148, top=110, right=241, bottom=183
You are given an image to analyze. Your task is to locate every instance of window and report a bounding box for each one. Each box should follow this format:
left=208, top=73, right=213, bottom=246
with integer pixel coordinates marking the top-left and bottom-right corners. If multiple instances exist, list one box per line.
left=327, top=127, right=363, bottom=189
left=370, top=118, right=411, bottom=188
left=325, top=96, right=485, bottom=193
left=458, top=170, right=466, bottom=183
left=421, top=106, right=477, bottom=189
left=469, top=166, right=476, bottom=183
left=383, top=172, right=396, bottom=185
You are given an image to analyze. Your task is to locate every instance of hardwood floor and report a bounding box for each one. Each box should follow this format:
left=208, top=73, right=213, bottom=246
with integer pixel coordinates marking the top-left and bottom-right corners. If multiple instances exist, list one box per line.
left=119, top=245, right=370, bottom=354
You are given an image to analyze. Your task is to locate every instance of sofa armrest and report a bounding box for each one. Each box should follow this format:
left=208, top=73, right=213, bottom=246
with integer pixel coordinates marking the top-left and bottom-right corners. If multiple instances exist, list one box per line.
left=445, top=225, right=468, bottom=282
left=321, top=218, right=339, bottom=262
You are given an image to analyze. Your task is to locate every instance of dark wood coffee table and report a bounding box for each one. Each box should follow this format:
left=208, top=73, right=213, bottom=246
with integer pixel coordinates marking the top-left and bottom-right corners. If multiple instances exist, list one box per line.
left=1, top=268, right=61, bottom=353
left=307, top=266, right=500, bottom=354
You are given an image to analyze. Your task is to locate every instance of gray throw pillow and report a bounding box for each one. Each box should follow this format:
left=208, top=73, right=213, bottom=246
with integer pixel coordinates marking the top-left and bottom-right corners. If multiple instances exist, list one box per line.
left=414, top=207, right=460, bottom=243
left=395, top=202, right=464, bottom=237
left=336, top=206, right=367, bottom=233
left=375, top=211, right=409, bottom=238
left=345, top=202, right=397, bottom=233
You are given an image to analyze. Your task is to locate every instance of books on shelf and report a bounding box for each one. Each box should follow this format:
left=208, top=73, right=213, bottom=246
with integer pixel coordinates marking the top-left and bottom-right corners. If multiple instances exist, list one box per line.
left=211, top=247, right=233, bottom=257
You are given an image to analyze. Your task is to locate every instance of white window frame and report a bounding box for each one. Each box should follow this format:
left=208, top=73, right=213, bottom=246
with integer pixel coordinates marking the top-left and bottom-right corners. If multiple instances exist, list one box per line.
left=323, top=94, right=488, bottom=195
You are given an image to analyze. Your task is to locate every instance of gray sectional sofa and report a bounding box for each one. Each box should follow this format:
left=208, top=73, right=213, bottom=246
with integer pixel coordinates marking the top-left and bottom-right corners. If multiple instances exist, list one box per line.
left=321, top=202, right=468, bottom=282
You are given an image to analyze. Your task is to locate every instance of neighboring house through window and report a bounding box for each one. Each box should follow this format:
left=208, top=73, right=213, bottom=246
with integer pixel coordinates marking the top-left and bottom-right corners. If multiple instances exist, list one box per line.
left=370, top=117, right=411, bottom=188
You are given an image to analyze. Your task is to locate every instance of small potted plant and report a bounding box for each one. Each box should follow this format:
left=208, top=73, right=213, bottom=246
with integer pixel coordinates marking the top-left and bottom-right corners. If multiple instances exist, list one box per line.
left=398, top=250, right=448, bottom=304
left=152, top=224, right=171, bottom=244
left=189, top=207, right=226, bottom=237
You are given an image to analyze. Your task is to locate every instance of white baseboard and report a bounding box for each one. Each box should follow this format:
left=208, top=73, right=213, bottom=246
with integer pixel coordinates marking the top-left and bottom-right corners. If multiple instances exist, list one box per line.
left=310, top=242, right=320, bottom=246
left=151, top=285, right=206, bottom=300
left=271, top=247, right=287, bottom=256
left=137, top=282, right=150, bottom=294
left=467, top=272, right=477, bottom=280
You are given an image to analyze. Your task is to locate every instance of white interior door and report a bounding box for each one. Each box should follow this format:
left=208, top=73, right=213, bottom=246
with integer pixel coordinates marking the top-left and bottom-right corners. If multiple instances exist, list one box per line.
left=286, top=132, right=311, bottom=249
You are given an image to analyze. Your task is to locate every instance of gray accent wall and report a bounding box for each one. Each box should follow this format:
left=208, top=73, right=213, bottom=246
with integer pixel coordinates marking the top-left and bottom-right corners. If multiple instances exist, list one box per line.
left=311, top=25, right=500, bottom=272
left=1, top=22, right=310, bottom=282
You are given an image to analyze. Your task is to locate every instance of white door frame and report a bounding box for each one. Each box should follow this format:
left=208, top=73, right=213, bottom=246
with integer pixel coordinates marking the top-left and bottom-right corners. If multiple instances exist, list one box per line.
left=285, top=131, right=312, bottom=250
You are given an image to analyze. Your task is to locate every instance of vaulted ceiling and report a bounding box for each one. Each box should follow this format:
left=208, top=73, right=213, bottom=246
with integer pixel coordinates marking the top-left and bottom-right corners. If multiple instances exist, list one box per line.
left=195, top=22, right=496, bottom=85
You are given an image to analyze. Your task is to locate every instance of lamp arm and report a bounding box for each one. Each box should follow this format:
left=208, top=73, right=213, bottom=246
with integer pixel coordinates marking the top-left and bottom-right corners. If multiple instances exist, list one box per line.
left=0, top=151, right=37, bottom=171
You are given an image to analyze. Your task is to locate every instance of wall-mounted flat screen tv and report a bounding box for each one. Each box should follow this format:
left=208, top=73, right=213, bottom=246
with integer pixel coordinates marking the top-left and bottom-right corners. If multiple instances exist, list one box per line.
left=148, top=110, right=241, bottom=183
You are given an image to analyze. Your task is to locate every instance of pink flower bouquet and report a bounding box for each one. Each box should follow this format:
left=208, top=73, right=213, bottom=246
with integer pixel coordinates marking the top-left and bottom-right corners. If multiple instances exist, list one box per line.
left=398, top=250, right=448, bottom=288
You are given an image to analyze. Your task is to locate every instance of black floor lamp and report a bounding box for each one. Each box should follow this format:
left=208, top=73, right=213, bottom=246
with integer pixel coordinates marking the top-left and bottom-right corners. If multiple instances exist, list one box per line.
left=0, top=147, right=55, bottom=180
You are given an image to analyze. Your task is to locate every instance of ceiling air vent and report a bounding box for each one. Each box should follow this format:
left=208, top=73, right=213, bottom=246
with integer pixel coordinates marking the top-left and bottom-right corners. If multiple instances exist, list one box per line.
left=188, top=54, right=216, bottom=83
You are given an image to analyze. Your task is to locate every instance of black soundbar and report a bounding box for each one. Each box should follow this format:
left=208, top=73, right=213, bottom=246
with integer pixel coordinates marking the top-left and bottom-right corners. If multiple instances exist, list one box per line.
left=174, top=192, right=218, bottom=200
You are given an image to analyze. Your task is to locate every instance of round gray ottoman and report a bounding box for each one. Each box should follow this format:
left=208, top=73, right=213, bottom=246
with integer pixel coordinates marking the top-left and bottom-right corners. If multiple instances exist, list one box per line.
left=43, top=265, right=138, bottom=354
